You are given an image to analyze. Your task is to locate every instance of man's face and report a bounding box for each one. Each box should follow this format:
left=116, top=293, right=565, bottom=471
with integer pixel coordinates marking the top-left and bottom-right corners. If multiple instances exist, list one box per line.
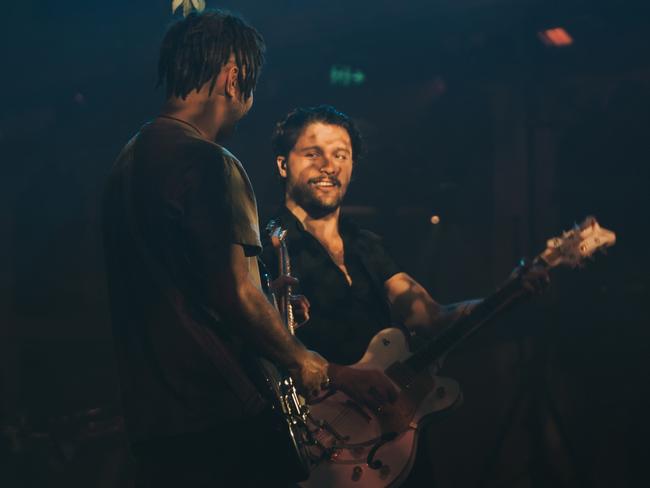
left=278, top=122, right=353, bottom=216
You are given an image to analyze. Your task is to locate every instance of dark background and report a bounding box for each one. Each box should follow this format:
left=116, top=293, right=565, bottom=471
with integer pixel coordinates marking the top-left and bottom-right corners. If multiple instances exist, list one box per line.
left=1, top=0, right=649, bottom=486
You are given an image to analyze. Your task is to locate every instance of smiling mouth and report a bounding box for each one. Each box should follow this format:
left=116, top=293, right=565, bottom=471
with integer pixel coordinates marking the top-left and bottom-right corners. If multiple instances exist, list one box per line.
left=309, top=178, right=340, bottom=188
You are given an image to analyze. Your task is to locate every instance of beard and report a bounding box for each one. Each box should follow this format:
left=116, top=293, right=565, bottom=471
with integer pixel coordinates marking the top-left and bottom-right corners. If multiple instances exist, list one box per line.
left=287, top=179, right=345, bottom=219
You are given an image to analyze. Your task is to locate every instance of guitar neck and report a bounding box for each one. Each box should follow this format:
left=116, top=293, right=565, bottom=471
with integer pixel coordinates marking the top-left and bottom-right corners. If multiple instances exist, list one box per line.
left=404, top=258, right=546, bottom=374
left=278, top=242, right=296, bottom=335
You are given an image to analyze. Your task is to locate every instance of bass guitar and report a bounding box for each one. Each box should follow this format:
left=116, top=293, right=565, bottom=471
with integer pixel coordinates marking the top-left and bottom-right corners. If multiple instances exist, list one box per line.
left=300, top=216, right=616, bottom=487
left=252, top=221, right=314, bottom=481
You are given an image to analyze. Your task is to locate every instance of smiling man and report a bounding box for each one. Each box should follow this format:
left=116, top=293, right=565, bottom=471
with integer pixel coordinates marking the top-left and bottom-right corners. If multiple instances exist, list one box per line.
left=265, top=104, right=478, bottom=410
left=264, top=105, right=487, bottom=406
left=262, top=105, right=550, bottom=485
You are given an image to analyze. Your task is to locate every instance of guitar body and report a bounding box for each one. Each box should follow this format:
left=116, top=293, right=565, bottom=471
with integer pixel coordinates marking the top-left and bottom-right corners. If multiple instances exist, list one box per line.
left=302, top=328, right=462, bottom=488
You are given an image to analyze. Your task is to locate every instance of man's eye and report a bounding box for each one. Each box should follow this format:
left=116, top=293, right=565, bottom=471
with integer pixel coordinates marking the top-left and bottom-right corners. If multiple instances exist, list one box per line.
left=335, top=153, right=349, bottom=160
left=305, top=152, right=319, bottom=158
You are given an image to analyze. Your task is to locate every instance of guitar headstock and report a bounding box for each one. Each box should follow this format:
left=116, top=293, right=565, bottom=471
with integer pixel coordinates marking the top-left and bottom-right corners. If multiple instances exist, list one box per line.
left=540, top=216, right=616, bottom=269
left=266, top=219, right=288, bottom=251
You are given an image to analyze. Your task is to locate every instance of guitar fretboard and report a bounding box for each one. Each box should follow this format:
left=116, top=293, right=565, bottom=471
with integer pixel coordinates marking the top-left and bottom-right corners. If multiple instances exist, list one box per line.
left=404, top=273, right=532, bottom=374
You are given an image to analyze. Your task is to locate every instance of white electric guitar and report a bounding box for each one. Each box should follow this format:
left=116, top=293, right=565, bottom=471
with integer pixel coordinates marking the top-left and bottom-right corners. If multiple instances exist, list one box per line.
left=300, top=217, right=616, bottom=487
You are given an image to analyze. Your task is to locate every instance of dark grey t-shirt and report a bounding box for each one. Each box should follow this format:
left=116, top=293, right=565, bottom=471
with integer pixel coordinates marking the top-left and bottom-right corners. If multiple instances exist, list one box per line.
left=103, top=117, right=265, bottom=442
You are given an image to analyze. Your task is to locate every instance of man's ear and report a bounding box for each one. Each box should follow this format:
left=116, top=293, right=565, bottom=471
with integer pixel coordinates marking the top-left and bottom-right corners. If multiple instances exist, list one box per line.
left=225, top=65, right=240, bottom=99
left=276, top=156, right=288, bottom=178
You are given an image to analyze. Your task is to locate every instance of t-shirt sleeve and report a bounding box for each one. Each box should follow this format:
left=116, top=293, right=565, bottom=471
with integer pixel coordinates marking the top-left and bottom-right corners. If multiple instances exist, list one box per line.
left=179, top=144, right=262, bottom=274
left=357, top=230, right=401, bottom=283
left=218, top=152, right=262, bottom=256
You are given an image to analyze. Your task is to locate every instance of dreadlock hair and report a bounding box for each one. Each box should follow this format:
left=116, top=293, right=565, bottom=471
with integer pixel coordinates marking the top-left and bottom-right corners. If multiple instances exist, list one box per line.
left=271, top=105, right=365, bottom=163
left=157, top=9, right=265, bottom=100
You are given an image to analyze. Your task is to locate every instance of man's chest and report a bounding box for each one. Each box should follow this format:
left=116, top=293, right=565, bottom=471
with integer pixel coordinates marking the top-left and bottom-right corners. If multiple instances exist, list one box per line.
left=291, top=241, right=380, bottom=309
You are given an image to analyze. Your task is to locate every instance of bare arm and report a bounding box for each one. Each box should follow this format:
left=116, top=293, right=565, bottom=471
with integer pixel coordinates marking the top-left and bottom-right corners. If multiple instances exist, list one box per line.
left=384, top=272, right=480, bottom=335
left=384, top=263, right=549, bottom=335
left=206, top=244, right=328, bottom=395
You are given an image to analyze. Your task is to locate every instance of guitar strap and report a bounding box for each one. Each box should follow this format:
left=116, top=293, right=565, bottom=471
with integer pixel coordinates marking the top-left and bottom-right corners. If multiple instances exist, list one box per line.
left=120, top=153, right=266, bottom=416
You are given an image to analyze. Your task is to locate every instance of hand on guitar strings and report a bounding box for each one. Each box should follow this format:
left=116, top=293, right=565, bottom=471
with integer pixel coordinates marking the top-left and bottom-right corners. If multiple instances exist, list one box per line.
left=327, top=364, right=399, bottom=412
left=270, top=275, right=311, bottom=326
left=511, top=258, right=551, bottom=295
left=288, top=349, right=330, bottom=400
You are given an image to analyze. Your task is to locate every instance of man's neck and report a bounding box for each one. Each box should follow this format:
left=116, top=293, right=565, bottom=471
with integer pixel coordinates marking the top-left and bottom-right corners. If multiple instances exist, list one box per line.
left=160, top=94, right=225, bottom=142
left=286, top=201, right=341, bottom=244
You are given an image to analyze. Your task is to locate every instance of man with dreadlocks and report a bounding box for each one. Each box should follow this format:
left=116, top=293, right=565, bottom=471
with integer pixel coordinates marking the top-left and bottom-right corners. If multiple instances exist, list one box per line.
left=102, top=10, right=328, bottom=487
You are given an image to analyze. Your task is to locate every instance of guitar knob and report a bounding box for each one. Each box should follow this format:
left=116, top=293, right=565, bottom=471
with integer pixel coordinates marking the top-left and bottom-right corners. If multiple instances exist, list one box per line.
left=351, top=466, right=363, bottom=481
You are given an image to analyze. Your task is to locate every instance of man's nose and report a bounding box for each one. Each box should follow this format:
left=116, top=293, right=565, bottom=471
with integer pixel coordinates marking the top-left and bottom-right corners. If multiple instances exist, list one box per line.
left=319, top=155, right=337, bottom=174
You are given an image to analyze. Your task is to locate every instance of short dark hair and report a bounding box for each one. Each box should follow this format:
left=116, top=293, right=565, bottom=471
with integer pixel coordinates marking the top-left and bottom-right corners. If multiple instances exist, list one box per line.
left=271, top=105, right=365, bottom=162
left=157, top=10, right=265, bottom=100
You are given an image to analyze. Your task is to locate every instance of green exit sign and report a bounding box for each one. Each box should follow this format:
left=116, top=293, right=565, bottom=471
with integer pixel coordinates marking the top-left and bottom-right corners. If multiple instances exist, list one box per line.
left=330, top=65, right=366, bottom=86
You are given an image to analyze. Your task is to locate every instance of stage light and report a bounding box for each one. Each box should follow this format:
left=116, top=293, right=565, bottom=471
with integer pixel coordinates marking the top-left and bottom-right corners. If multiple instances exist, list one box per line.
left=538, top=27, right=573, bottom=47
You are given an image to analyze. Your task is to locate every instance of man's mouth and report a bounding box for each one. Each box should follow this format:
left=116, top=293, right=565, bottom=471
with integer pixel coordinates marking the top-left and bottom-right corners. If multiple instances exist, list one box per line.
left=308, top=177, right=340, bottom=188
